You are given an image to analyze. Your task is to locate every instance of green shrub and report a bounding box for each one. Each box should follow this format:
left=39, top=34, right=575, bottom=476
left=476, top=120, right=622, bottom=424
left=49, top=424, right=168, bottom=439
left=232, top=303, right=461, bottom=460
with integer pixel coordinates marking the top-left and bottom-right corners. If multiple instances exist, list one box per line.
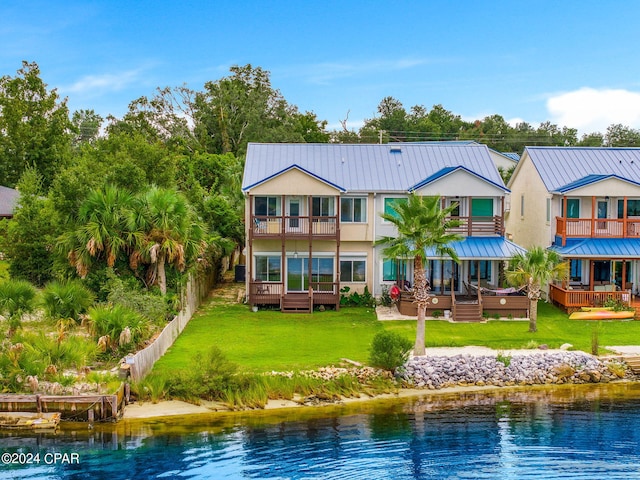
left=41, top=280, right=94, bottom=322
left=340, top=285, right=376, bottom=307
left=167, top=346, right=239, bottom=402
left=0, top=280, right=37, bottom=334
left=103, top=271, right=170, bottom=323
left=87, top=304, right=148, bottom=350
left=369, top=331, right=413, bottom=371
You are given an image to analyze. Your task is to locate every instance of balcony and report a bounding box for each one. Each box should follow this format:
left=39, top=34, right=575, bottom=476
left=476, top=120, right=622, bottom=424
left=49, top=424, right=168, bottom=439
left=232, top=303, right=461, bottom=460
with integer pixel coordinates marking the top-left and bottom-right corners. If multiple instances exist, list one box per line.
left=251, top=215, right=339, bottom=239
left=556, top=217, right=640, bottom=245
left=447, top=216, right=505, bottom=236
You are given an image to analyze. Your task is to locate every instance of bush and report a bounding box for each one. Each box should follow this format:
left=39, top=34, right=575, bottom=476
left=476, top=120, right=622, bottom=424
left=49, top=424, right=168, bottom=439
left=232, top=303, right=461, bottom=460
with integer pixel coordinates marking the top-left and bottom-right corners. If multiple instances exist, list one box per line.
left=340, top=285, right=376, bottom=307
left=369, top=331, right=413, bottom=371
left=0, top=279, right=37, bottom=334
left=87, top=304, right=148, bottom=350
left=41, top=280, right=94, bottom=322
left=103, top=271, right=169, bottom=323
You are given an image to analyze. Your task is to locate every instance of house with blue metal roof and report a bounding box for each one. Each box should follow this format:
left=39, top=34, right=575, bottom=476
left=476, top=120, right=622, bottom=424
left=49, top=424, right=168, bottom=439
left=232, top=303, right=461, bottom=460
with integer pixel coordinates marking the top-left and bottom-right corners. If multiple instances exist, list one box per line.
left=506, top=146, right=640, bottom=311
left=242, top=142, right=528, bottom=319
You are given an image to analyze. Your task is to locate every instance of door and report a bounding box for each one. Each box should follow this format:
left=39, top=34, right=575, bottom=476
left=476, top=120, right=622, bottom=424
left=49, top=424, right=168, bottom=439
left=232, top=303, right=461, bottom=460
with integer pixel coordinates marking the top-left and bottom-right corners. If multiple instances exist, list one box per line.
left=597, top=199, right=608, bottom=230
left=287, top=198, right=301, bottom=230
left=287, top=257, right=307, bottom=292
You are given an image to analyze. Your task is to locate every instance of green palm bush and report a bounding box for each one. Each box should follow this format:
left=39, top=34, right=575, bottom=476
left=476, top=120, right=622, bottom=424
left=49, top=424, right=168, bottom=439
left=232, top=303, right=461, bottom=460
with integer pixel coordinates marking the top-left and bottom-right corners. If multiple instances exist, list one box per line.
left=87, top=304, right=148, bottom=350
left=0, top=280, right=37, bottom=334
left=41, top=280, right=95, bottom=322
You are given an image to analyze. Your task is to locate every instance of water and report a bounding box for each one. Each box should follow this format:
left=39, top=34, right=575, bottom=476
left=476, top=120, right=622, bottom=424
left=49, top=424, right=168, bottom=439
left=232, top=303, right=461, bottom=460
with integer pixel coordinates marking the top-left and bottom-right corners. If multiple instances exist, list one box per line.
left=3, top=384, right=640, bottom=479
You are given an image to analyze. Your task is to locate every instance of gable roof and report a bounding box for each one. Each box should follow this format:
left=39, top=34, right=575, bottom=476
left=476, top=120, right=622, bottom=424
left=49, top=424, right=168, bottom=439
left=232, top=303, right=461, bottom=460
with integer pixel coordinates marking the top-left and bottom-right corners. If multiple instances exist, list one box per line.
left=242, top=143, right=506, bottom=193
left=408, top=165, right=508, bottom=193
left=553, top=173, right=640, bottom=194
left=523, top=147, right=640, bottom=193
left=0, top=186, right=19, bottom=217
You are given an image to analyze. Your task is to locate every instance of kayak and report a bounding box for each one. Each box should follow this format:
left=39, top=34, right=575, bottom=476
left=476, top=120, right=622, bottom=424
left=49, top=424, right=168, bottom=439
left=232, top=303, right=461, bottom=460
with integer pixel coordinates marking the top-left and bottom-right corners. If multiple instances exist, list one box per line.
left=569, top=310, right=635, bottom=320
left=581, top=306, right=614, bottom=311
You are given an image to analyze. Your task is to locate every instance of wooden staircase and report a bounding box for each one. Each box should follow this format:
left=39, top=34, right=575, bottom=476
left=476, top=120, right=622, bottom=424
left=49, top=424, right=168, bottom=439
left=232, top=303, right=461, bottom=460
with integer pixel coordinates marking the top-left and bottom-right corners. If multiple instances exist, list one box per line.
left=282, top=293, right=312, bottom=313
left=453, top=302, right=483, bottom=322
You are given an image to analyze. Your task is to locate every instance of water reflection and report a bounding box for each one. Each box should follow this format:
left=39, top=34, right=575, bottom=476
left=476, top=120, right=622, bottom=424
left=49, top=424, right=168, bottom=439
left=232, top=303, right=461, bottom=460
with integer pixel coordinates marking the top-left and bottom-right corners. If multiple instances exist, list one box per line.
left=2, top=383, right=640, bottom=479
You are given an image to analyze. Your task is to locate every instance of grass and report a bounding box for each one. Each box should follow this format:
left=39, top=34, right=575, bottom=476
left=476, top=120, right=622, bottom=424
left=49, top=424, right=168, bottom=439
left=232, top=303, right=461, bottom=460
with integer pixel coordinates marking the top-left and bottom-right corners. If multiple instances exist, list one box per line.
left=153, top=297, right=640, bottom=376
left=153, top=303, right=383, bottom=375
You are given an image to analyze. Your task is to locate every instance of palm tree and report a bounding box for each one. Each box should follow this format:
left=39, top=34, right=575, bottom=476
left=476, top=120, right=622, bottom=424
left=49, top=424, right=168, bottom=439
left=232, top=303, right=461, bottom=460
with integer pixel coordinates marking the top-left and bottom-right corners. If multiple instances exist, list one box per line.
left=59, top=185, right=136, bottom=277
left=134, top=186, right=206, bottom=294
left=375, top=194, right=462, bottom=356
left=506, top=246, right=569, bottom=333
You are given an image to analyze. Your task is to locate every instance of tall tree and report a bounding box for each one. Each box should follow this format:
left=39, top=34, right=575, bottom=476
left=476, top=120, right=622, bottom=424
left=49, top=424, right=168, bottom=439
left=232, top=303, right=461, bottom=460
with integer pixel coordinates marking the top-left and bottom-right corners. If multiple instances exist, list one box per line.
left=0, top=169, right=56, bottom=285
left=0, top=61, right=73, bottom=188
left=71, top=109, right=103, bottom=147
left=506, top=247, right=569, bottom=333
left=193, top=64, right=303, bottom=155
left=58, top=185, right=136, bottom=278
left=134, top=186, right=206, bottom=294
left=375, top=195, right=462, bottom=356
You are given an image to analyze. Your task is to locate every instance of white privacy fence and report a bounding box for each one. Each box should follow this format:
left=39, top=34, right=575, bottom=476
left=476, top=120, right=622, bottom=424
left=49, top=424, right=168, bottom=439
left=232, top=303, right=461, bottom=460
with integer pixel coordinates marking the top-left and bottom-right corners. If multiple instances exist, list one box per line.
left=128, top=267, right=218, bottom=382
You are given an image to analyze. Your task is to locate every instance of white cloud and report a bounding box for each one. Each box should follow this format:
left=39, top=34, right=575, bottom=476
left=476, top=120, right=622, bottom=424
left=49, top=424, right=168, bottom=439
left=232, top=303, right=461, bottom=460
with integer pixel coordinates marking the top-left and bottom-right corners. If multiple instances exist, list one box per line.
left=547, top=87, right=640, bottom=134
left=61, top=68, right=144, bottom=96
left=284, top=58, right=429, bottom=86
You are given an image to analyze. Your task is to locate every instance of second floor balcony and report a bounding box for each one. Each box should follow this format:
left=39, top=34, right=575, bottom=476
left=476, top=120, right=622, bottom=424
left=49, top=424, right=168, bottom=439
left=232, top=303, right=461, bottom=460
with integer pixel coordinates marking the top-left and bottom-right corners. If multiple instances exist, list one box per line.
left=251, top=215, right=339, bottom=239
left=448, top=216, right=505, bottom=236
left=556, top=217, right=640, bottom=245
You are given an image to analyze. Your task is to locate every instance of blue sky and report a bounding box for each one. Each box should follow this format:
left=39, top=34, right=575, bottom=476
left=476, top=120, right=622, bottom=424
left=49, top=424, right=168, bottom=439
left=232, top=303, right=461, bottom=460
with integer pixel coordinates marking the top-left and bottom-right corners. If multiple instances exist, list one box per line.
left=3, top=0, right=640, bottom=135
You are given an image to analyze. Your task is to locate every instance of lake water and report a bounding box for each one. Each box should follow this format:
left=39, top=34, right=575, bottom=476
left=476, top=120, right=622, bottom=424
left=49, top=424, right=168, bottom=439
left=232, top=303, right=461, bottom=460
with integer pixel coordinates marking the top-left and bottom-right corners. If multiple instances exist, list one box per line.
left=3, top=383, right=640, bottom=479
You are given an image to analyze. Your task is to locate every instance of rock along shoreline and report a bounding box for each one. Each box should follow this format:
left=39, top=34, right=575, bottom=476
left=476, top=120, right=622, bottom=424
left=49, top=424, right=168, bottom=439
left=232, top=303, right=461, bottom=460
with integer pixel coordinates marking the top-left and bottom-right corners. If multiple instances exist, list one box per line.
left=400, top=350, right=632, bottom=389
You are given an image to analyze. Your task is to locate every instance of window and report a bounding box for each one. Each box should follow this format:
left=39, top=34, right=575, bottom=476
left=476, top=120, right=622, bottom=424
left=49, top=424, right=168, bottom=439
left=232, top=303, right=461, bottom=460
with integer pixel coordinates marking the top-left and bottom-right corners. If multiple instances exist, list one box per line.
left=546, top=198, right=551, bottom=223
left=341, top=197, right=367, bottom=222
left=470, top=261, right=492, bottom=281
left=255, top=196, right=281, bottom=216
left=447, top=199, right=460, bottom=217
left=311, top=257, right=334, bottom=291
left=340, top=259, right=366, bottom=282
left=384, top=197, right=407, bottom=219
left=312, top=197, right=334, bottom=217
left=569, top=259, right=582, bottom=282
left=471, top=198, right=493, bottom=217
left=382, top=259, right=398, bottom=281
left=520, top=195, right=525, bottom=216
left=618, top=199, right=640, bottom=217
left=255, top=256, right=281, bottom=282
left=561, top=198, right=580, bottom=218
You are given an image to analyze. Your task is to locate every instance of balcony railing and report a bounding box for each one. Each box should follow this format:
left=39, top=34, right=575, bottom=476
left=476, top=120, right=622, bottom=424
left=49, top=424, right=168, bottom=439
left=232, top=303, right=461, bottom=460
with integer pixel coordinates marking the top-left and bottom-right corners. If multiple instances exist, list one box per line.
left=556, top=217, right=640, bottom=242
left=447, top=216, right=504, bottom=236
left=251, top=215, right=338, bottom=238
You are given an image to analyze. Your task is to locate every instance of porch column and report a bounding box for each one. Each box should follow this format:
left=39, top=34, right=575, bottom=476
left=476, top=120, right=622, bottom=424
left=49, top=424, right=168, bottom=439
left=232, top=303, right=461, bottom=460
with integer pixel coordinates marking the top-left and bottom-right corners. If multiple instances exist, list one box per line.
left=624, top=197, right=628, bottom=237
left=622, top=260, right=628, bottom=290
left=562, top=196, right=568, bottom=246
left=591, top=196, right=596, bottom=238
left=589, top=260, right=594, bottom=289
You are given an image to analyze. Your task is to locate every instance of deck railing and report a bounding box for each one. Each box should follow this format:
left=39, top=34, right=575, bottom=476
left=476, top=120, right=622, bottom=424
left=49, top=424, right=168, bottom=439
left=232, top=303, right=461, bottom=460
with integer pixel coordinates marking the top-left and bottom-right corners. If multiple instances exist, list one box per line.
left=251, top=215, right=338, bottom=238
left=549, top=283, right=632, bottom=309
left=447, top=216, right=504, bottom=236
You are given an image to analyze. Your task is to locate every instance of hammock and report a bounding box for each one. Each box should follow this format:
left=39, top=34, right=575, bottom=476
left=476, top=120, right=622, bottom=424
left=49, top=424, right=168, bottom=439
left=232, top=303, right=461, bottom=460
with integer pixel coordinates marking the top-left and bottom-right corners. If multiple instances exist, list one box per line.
left=465, top=282, right=526, bottom=296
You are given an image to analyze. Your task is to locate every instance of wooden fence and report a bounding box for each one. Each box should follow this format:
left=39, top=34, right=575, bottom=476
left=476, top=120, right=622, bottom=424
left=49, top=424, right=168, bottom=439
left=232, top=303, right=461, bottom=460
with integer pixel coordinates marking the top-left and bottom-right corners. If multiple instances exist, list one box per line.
left=128, top=267, right=217, bottom=382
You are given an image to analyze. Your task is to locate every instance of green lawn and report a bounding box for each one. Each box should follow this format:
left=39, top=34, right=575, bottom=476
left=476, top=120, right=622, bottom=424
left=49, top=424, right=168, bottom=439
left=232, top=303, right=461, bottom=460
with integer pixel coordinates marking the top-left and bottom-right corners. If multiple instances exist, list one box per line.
left=152, top=300, right=640, bottom=375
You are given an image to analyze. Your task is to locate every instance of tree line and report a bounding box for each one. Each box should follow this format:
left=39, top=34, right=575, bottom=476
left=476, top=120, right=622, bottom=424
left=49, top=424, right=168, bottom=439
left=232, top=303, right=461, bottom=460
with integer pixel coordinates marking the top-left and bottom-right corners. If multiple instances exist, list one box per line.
left=1, top=60, right=639, bottom=293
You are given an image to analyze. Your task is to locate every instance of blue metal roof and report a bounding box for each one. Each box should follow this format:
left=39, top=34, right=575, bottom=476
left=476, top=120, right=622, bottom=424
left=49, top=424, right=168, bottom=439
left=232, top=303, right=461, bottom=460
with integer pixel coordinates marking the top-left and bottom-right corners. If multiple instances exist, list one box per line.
left=551, top=238, right=640, bottom=258
left=525, top=147, right=640, bottom=192
left=242, top=143, right=506, bottom=193
left=424, top=237, right=527, bottom=260
left=502, top=152, right=520, bottom=162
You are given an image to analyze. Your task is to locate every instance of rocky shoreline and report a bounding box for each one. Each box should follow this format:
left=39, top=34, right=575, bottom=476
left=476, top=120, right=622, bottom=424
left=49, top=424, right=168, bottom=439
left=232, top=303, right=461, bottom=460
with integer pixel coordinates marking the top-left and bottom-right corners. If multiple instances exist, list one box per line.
left=399, top=351, right=632, bottom=389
